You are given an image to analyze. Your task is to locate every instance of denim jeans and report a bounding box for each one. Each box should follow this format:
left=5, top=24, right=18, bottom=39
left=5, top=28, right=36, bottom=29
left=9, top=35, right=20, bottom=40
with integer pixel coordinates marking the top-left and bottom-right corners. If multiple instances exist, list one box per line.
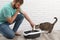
left=0, top=13, right=24, bottom=39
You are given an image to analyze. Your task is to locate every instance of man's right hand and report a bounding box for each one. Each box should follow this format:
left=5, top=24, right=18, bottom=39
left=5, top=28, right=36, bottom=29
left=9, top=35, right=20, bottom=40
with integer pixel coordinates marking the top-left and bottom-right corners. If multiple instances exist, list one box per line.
left=16, top=8, right=20, bottom=13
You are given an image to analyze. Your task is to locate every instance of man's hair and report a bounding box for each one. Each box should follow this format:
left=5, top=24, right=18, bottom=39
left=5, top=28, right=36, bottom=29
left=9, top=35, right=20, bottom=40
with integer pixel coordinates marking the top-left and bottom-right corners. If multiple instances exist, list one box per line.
left=15, top=0, right=24, bottom=5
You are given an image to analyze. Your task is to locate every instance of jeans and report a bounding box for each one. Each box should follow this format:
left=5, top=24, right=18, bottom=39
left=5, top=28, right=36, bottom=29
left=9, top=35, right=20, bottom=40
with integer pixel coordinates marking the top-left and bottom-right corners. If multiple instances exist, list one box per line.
left=0, top=13, right=24, bottom=39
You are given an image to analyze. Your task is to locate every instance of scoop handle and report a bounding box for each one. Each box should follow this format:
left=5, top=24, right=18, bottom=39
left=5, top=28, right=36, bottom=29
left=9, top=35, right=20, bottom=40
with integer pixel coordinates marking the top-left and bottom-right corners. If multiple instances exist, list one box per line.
left=32, top=26, right=35, bottom=30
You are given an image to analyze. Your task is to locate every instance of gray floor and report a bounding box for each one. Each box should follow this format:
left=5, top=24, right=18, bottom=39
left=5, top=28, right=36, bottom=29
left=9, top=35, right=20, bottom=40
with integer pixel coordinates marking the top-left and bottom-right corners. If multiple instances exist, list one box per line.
left=0, top=30, right=60, bottom=40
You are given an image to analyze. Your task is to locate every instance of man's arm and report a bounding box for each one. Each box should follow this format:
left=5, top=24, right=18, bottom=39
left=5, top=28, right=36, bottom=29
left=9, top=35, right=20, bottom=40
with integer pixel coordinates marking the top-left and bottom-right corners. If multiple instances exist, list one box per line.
left=22, top=11, right=35, bottom=28
left=6, top=9, right=19, bottom=24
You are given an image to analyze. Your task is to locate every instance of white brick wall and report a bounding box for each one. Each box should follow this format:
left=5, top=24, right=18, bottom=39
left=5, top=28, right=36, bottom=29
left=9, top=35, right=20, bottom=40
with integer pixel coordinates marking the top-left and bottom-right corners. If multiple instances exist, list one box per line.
left=0, top=0, right=60, bottom=31
left=0, top=0, right=12, bottom=8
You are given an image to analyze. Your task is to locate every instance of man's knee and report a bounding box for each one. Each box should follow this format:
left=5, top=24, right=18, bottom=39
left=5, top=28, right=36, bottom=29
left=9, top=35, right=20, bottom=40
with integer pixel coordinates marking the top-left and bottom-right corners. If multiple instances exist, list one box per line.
left=17, top=14, right=24, bottom=20
left=19, top=14, right=24, bottom=19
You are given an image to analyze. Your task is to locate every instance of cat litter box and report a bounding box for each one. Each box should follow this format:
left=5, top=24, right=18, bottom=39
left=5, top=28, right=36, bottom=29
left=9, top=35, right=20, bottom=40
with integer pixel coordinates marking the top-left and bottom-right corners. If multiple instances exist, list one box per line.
left=23, top=29, right=41, bottom=39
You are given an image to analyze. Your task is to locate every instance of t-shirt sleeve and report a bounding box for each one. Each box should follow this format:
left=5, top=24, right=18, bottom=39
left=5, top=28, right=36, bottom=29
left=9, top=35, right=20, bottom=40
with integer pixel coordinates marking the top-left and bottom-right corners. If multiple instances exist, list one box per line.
left=3, top=8, right=12, bottom=18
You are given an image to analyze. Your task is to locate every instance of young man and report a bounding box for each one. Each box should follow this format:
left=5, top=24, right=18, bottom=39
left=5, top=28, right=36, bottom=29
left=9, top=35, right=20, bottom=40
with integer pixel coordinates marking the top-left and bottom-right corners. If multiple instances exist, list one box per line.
left=0, top=0, right=35, bottom=39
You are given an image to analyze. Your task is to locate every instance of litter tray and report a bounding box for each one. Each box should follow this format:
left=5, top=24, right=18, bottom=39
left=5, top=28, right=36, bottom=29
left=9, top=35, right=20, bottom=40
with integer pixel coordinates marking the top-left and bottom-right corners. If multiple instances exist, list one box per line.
left=23, top=30, right=41, bottom=39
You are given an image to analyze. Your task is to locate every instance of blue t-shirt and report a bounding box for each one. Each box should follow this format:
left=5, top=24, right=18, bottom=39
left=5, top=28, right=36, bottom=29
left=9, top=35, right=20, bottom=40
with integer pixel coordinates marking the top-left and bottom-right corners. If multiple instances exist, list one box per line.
left=0, top=2, right=17, bottom=24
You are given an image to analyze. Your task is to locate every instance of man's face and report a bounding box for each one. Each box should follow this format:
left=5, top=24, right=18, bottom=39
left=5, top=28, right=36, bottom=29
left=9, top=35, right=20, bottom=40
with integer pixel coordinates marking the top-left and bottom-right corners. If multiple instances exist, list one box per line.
left=13, top=2, right=20, bottom=9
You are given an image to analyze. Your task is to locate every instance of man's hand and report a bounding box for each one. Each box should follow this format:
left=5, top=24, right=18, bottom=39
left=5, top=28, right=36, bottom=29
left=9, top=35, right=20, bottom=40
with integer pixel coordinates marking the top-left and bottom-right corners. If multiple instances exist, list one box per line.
left=16, top=8, right=20, bottom=13
left=30, top=22, right=36, bottom=30
left=30, top=22, right=35, bottom=28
